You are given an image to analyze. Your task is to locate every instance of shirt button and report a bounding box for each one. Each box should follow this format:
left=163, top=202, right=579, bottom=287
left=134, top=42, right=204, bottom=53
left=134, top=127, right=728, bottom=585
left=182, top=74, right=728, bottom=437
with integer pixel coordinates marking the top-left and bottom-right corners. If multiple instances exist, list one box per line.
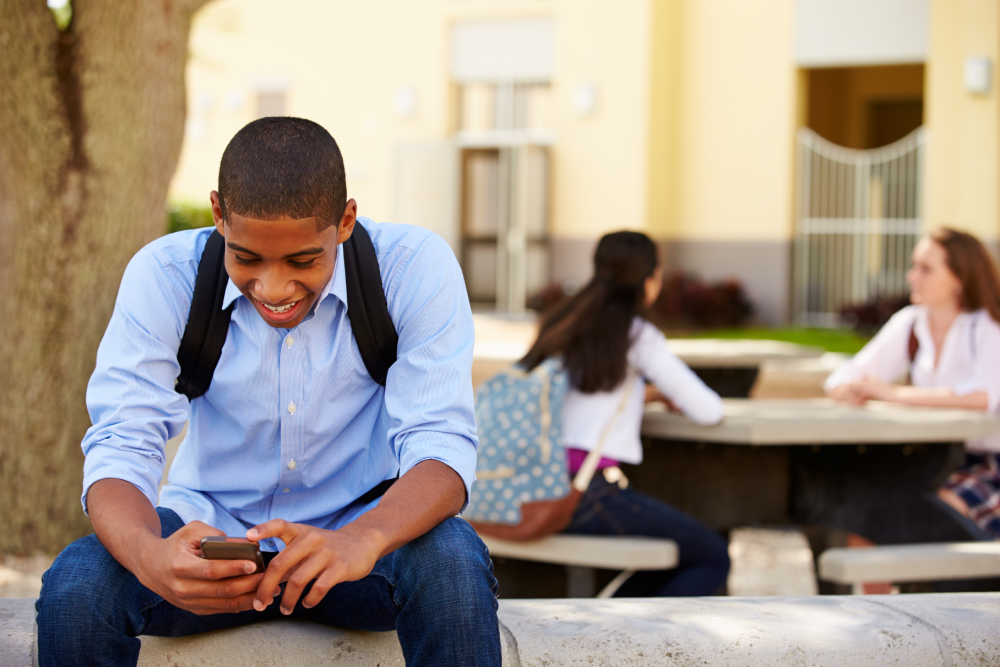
left=288, top=459, right=297, bottom=470
left=285, top=336, right=294, bottom=347
left=288, top=401, right=297, bottom=414
left=282, top=488, right=291, bottom=493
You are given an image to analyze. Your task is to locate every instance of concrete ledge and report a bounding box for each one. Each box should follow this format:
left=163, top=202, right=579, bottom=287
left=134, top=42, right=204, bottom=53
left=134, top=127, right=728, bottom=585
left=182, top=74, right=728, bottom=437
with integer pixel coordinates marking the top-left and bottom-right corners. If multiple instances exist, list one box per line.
left=5, top=594, right=1000, bottom=666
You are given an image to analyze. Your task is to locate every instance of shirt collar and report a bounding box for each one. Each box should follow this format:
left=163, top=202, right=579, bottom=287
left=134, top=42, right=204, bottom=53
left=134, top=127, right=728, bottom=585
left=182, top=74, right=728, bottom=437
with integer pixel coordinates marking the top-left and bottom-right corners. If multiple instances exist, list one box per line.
left=219, top=244, right=346, bottom=312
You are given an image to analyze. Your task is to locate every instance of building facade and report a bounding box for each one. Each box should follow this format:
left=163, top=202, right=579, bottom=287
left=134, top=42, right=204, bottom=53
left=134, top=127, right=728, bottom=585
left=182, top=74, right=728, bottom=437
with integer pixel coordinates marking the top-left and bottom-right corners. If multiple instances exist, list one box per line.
left=169, top=0, right=998, bottom=325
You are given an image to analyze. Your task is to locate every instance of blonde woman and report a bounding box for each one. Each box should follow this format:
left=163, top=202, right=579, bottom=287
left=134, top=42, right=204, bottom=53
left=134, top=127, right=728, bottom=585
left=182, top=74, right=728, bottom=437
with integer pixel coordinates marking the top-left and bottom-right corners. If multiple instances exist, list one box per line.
left=825, top=228, right=1000, bottom=538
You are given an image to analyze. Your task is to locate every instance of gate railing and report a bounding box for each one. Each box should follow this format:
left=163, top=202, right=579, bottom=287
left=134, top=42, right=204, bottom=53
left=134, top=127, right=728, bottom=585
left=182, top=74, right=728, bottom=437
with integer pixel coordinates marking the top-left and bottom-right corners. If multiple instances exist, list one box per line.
left=793, top=127, right=925, bottom=326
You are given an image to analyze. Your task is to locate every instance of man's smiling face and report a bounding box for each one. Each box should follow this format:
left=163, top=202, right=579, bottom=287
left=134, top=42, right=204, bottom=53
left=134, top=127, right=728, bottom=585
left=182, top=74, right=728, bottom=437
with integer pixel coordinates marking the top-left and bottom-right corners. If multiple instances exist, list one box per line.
left=211, top=191, right=355, bottom=329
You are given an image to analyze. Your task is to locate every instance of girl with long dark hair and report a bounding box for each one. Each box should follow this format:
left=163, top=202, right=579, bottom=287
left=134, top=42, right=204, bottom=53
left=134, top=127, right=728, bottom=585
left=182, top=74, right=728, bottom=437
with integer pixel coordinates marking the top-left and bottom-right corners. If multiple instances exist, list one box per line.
left=826, top=228, right=1000, bottom=538
left=521, top=231, right=730, bottom=596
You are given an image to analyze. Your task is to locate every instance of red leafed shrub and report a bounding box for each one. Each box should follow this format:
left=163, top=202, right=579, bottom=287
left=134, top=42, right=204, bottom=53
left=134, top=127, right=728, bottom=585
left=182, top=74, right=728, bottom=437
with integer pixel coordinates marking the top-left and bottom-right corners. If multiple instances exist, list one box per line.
left=526, top=281, right=575, bottom=314
left=650, top=271, right=754, bottom=329
left=840, top=294, right=911, bottom=334
left=527, top=271, right=754, bottom=330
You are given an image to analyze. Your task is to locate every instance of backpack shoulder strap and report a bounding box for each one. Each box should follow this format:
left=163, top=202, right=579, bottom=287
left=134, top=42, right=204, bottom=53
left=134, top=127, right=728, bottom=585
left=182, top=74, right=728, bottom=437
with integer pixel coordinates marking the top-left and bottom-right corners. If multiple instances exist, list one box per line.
left=343, top=222, right=398, bottom=386
left=176, top=229, right=234, bottom=400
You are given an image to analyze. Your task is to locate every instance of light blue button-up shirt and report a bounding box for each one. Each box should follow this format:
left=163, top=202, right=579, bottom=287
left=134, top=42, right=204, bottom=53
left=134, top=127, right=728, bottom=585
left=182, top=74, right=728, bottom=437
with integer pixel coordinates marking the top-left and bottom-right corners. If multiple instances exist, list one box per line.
left=81, top=219, right=478, bottom=542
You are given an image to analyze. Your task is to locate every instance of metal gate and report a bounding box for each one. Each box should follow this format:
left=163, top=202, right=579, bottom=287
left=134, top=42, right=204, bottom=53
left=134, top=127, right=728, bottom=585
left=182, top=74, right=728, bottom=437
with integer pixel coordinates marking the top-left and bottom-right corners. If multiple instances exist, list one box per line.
left=793, top=127, right=925, bottom=326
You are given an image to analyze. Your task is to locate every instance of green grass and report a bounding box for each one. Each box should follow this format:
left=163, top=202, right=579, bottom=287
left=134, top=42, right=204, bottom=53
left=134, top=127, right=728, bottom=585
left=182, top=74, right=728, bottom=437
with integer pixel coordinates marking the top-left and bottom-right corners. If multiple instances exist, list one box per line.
left=166, top=204, right=214, bottom=235
left=672, top=327, right=870, bottom=355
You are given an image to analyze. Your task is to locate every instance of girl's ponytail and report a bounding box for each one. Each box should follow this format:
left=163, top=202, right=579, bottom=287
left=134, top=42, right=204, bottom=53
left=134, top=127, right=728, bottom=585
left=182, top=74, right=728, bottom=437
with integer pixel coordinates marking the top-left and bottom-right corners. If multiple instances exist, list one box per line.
left=521, top=231, right=659, bottom=393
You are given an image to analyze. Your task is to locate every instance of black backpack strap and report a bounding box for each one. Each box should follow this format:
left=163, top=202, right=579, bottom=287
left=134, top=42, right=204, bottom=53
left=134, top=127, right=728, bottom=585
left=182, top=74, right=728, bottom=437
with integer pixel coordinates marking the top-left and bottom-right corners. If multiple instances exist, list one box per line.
left=357, top=476, right=398, bottom=504
left=175, top=230, right=234, bottom=400
left=343, top=222, right=398, bottom=386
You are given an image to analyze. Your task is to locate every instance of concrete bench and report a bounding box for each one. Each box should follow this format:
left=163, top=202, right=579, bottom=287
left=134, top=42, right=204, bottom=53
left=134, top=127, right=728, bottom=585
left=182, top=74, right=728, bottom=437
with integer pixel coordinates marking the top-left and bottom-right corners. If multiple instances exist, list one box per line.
left=478, top=533, right=678, bottom=598
left=819, top=542, right=1000, bottom=593
left=5, top=594, right=1000, bottom=665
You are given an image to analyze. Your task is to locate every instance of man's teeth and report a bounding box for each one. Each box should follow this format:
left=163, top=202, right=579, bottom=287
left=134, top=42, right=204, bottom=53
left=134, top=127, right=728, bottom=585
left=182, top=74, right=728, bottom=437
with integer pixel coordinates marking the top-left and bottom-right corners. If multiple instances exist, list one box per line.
left=263, top=301, right=298, bottom=313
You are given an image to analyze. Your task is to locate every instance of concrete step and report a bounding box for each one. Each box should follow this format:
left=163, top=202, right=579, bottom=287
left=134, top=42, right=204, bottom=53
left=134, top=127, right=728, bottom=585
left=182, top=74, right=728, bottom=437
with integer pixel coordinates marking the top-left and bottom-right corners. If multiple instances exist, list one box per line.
left=0, top=593, right=1000, bottom=667
left=479, top=533, right=678, bottom=570
left=5, top=594, right=1000, bottom=666
left=819, top=541, right=1000, bottom=585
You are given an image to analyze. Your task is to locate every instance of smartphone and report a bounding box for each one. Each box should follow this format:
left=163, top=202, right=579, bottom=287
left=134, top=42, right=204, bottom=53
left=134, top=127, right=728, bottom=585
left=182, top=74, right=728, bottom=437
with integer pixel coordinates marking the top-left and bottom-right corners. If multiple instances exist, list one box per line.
left=200, top=536, right=266, bottom=574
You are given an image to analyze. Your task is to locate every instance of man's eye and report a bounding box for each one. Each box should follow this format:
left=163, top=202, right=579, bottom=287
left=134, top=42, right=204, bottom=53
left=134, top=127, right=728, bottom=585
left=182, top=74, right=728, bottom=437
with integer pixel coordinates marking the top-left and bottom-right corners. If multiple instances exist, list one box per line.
left=234, top=255, right=259, bottom=265
left=290, top=260, right=316, bottom=269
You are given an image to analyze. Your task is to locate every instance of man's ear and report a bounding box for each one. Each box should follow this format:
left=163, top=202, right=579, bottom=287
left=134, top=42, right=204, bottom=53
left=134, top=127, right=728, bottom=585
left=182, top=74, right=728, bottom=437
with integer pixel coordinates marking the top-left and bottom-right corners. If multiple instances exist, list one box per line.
left=210, top=191, right=226, bottom=235
left=337, top=199, right=359, bottom=245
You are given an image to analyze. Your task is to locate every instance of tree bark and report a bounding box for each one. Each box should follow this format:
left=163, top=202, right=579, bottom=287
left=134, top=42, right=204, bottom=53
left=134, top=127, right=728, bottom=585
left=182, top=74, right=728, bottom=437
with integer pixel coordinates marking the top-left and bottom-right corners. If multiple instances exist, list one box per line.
left=0, top=0, right=209, bottom=554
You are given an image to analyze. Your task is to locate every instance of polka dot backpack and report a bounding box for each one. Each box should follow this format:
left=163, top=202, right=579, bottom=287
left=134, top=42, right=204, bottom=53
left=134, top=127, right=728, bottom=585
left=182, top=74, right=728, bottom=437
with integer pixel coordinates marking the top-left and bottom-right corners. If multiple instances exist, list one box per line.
left=466, top=358, right=636, bottom=540
left=466, top=358, right=571, bottom=526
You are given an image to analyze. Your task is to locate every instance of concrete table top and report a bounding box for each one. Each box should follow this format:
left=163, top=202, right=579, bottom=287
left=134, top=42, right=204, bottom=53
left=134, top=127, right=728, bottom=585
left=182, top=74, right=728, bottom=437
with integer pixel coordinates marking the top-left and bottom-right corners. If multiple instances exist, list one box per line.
left=473, top=338, right=822, bottom=368
left=471, top=314, right=823, bottom=369
left=641, top=398, right=1000, bottom=445
left=664, top=338, right=823, bottom=368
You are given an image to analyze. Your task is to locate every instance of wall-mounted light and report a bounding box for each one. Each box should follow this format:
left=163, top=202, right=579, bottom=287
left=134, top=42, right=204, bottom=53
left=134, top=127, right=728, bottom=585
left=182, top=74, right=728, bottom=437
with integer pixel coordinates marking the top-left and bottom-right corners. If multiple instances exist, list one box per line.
left=572, top=82, right=598, bottom=117
left=964, top=56, right=992, bottom=96
left=394, top=86, right=418, bottom=118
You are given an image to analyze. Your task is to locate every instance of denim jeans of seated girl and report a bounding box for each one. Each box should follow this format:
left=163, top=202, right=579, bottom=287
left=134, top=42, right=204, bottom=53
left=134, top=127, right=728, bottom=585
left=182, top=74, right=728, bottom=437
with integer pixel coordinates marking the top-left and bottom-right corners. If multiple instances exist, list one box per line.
left=35, top=508, right=500, bottom=667
left=564, top=474, right=731, bottom=597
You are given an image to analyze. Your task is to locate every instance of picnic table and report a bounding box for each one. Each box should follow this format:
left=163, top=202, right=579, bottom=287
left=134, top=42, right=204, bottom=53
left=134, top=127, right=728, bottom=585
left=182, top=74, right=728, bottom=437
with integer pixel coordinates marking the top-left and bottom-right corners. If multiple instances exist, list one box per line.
left=631, top=399, right=1000, bottom=547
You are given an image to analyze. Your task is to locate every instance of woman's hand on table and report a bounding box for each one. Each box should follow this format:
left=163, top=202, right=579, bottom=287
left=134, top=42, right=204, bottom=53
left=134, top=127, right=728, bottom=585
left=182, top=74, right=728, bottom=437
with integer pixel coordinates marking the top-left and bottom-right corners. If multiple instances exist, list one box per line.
left=827, top=375, right=893, bottom=405
left=829, top=376, right=989, bottom=410
left=645, top=385, right=682, bottom=413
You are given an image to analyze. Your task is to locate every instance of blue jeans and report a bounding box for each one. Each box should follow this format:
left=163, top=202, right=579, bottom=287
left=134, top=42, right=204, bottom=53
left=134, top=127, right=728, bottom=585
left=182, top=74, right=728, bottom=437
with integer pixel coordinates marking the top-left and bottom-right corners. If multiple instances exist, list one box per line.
left=36, top=509, right=500, bottom=667
left=564, top=475, right=731, bottom=596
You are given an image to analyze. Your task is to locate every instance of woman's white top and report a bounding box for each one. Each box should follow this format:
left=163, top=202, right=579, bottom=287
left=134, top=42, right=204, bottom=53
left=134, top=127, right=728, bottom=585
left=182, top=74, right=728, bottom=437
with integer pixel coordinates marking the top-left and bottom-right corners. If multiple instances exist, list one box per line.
left=562, top=318, right=724, bottom=465
left=824, top=305, right=1000, bottom=452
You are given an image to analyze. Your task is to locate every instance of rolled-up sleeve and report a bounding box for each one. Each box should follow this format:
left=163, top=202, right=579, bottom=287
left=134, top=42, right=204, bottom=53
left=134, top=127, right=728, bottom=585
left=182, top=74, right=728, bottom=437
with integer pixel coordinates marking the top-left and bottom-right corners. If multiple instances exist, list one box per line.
left=81, top=245, right=193, bottom=514
left=381, top=233, right=478, bottom=510
left=824, top=306, right=915, bottom=392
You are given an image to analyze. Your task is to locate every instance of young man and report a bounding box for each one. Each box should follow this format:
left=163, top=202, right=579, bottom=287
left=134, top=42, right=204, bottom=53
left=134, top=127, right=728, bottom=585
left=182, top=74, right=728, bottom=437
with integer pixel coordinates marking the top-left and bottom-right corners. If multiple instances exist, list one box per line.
left=35, top=117, right=500, bottom=666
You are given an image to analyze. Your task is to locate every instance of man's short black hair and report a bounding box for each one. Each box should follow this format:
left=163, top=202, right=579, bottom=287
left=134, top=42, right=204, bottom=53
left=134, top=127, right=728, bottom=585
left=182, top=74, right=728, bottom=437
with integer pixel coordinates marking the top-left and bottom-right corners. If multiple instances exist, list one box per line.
left=218, top=117, right=347, bottom=230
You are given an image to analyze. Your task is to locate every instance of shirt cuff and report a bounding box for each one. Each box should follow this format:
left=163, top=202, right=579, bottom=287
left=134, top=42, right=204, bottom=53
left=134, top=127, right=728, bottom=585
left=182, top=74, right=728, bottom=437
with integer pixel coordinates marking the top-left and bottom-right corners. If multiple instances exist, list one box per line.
left=81, top=442, right=163, bottom=515
left=954, top=381, right=999, bottom=412
left=398, top=432, right=478, bottom=513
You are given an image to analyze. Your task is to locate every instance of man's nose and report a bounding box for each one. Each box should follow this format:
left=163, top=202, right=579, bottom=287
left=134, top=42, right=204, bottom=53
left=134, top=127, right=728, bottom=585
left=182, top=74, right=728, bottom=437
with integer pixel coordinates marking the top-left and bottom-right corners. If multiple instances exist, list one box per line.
left=255, top=271, right=295, bottom=304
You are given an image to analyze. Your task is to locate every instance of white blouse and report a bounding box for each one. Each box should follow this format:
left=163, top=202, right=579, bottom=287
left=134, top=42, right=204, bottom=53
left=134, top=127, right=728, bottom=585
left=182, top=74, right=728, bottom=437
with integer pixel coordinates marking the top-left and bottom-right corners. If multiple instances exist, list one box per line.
left=824, top=305, right=1000, bottom=452
left=562, top=318, right=724, bottom=464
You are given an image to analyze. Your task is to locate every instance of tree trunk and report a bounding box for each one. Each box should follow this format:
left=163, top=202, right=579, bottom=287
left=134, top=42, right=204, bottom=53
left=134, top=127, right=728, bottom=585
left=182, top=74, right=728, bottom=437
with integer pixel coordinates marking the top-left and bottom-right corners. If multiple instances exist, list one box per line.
left=0, top=0, right=208, bottom=554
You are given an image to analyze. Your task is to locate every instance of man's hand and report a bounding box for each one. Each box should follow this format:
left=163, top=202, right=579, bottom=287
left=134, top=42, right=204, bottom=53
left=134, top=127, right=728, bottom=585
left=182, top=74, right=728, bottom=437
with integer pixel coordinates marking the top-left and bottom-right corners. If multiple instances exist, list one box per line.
left=247, top=521, right=381, bottom=614
left=88, top=479, right=277, bottom=616
left=134, top=520, right=274, bottom=615
left=247, top=459, right=465, bottom=615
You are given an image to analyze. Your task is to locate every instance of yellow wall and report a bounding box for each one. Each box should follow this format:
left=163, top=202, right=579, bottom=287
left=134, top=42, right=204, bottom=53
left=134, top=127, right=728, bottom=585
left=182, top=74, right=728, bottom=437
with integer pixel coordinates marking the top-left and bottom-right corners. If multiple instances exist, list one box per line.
left=648, top=0, right=798, bottom=242
left=171, top=0, right=656, bottom=243
left=171, top=0, right=451, bottom=220
left=646, top=0, right=683, bottom=239
left=925, top=0, right=1000, bottom=241
left=547, top=0, right=653, bottom=239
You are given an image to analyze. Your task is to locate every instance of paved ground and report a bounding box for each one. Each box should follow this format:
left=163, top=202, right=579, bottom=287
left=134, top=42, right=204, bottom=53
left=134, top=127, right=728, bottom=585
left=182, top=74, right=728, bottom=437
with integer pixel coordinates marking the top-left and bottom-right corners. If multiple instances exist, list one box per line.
left=0, top=555, right=51, bottom=599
